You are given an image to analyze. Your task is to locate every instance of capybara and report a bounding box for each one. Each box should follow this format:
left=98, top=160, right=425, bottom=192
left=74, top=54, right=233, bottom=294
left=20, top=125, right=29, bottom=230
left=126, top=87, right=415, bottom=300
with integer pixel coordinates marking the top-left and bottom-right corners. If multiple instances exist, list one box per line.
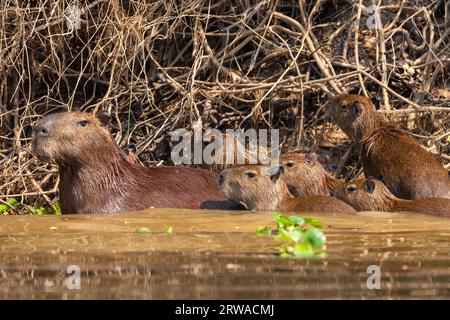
left=189, top=129, right=272, bottom=173
left=123, top=143, right=138, bottom=164
left=327, top=94, right=450, bottom=200
left=219, top=165, right=356, bottom=213
left=281, top=152, right=342, bottom=196
left=31, top=110, right=242, bottom=214
left=333, top=177, right=450, bottom=217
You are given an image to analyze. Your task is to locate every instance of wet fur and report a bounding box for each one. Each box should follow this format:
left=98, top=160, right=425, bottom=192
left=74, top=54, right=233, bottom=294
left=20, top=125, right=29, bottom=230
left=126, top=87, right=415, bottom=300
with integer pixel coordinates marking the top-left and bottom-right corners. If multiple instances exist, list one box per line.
left=219, top=165, right=355, bottom=213
left=281, top=153, right=342, bottom=196
left=32, top=111, right=241, bottom=214
left=327, top=94, right=450, bottom=200
left=334, top=178, right=450, bottom=217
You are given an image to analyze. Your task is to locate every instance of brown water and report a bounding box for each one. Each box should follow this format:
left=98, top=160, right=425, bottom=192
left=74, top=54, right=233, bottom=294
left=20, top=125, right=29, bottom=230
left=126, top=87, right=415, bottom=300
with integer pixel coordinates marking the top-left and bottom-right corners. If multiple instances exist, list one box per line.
left=0, top=209, right=449, bottom=299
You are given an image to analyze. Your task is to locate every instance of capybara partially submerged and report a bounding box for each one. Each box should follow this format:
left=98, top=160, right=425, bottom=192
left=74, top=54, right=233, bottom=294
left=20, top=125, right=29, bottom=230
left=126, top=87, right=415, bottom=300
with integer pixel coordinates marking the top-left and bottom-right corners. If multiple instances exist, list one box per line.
left=333, top=177, right=450, bottom=217
left=281, top=152, right=342, bottom=196
left=32, top=111, right=242, bottom=214
left=219, top=165, right=356, bottom=213
left=327, top=94, right=450, bottom=200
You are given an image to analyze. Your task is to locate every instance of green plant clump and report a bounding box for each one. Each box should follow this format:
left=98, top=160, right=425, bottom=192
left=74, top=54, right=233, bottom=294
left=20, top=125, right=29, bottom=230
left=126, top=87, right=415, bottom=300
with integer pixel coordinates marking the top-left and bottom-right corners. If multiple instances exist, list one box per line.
left=257, top=211, right=327, bottom=259
left=163, top=225, right=173, bottom=234
left=0, top=198, right=20, bottom=214
left=0, top=197, right=62, bottom=216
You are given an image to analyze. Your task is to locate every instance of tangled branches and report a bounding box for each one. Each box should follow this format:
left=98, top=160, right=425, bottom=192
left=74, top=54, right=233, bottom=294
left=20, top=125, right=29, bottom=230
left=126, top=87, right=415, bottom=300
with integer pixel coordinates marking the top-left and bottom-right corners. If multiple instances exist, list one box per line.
left=0, top=0, right=449, bottom=212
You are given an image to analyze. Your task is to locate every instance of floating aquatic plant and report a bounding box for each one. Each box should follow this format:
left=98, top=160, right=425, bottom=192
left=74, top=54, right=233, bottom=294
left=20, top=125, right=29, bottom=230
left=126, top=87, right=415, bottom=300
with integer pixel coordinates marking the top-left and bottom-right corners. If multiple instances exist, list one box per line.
left=257, top=211, right=327, bottom=259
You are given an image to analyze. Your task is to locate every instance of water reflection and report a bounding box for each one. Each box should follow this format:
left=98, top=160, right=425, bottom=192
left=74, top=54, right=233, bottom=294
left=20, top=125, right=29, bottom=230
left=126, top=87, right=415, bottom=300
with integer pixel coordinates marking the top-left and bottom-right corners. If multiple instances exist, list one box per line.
left=0, top=209, right=449, bottom=299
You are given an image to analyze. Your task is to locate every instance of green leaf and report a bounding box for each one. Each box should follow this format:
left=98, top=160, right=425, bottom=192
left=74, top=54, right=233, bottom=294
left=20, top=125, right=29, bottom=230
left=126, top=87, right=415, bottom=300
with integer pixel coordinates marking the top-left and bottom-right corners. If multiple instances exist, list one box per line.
left=0, top=204, right=8, bottom=214
left=265, top=212, right=326, bottom=259
left=304, top=217, right=323, bottom=228
left=6, top=198, right=19, bottom=207
left=54, top=203, right=62, bottom=216
left=135, top=226, right=151, bottom=234
left=256, top=226, right=272, bottom=235
left=274, top=214, right=294, bottom=228
left=25, top=206, right=37, bottom=215
left=303, top=229, right=326, bottom=250
left=0, top=198, right=20, bottom=214
left=163, top=225, right=173, bottom=234
left=277, top=228, right=303, bottom=243
left=290, top=242, right=314, bottom=257
left=36, top=206, right=48, bottom=216
left=288, top=215, right=305, bottom=227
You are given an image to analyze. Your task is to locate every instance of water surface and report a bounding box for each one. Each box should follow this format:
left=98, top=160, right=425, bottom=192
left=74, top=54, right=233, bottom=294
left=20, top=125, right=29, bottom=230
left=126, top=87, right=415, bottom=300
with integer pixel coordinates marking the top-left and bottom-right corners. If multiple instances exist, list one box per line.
left=0, top=209, right=449, bottom=299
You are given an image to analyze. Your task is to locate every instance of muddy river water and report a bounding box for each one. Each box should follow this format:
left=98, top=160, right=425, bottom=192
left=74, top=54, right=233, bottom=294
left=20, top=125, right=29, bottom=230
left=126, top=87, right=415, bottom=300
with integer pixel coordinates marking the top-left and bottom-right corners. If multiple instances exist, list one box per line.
left=0, top=209, right=449, bottom=299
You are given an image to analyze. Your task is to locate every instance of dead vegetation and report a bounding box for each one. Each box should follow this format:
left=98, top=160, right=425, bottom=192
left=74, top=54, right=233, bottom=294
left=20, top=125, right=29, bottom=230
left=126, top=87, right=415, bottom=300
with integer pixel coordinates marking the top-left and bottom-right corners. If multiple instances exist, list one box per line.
left=0, top=0, right=449, bottom=213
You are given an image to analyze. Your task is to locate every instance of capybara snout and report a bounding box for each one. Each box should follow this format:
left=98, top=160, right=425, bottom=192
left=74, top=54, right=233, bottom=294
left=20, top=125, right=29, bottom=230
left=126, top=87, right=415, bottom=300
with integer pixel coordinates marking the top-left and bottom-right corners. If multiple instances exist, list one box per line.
left=219, top=165, right=284, bottom=211
left=32, top=111, right=112, bottom=165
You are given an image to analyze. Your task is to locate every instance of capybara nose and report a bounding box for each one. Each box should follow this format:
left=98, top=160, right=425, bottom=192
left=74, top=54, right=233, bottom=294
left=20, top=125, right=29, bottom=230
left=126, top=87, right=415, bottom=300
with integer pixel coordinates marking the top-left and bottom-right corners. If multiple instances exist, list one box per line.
left=34, top=126, right=50, bottom=138
left=218, top=173, right=225, bottom=185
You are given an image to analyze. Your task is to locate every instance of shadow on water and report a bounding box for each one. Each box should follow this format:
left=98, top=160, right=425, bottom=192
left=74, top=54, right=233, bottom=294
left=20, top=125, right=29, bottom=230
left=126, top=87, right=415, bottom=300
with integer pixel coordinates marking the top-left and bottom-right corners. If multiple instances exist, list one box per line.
left=0, top=209, right=449, bottom=299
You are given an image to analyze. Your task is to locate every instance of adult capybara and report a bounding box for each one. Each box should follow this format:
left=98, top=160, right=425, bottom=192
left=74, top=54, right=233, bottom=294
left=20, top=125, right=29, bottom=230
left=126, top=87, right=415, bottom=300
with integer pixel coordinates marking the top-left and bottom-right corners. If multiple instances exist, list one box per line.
left=327, top=94, right=450, bottom=200
left=333, top=177, right=450, bottom=217
left=218, top=165, right=356, bottom=213
left=31, top=110, right=242, bottom=214
left=281, top=152, right=342, bottom=196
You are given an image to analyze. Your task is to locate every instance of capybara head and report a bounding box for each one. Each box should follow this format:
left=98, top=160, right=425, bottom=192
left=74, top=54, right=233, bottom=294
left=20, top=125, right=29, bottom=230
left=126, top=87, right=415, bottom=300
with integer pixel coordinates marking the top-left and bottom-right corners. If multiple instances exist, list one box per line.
left=281, top=152, right=335, bottom=196
left=332, top=177, right=394, bottom=211
left=326, top=94, right=382, bottom=140
left=218, top=165, right=290, bottom=211
left=32, top=110, right=114, bottom=166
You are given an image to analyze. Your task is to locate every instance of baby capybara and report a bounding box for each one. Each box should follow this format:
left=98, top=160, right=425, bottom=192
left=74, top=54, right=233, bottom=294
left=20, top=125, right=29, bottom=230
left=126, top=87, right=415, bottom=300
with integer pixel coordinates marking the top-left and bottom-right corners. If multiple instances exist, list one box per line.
left=281, top=152, right=342, bottom=196
left=32, top=110, right=241, bottom=214
left=327, top=94, right=450, bottom=200
left=218, top=165, right=356, bottom=213
left=333, top=177, right=450, bottom=217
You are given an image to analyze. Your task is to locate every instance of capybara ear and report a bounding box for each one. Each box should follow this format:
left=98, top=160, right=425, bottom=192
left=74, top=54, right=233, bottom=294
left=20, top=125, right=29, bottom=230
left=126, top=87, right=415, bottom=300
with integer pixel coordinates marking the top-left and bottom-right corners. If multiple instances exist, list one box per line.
left=95, top=110, right=111, bottom=127
left=126, top=143, right=137, bottom=154
left=363, top=177, right=376, bottom=193
left=354, top=101, right=363, bottom=116
left=305, top=152, right=318, bottom=165
left=269, top=165, right=284, bottom=183
left=370, top=97, right=380, bottom=110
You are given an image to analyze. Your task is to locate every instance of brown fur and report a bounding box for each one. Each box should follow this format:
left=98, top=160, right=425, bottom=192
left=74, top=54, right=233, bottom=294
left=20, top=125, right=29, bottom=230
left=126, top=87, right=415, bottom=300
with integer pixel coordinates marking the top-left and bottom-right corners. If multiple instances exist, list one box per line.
left=327, top=94, right=450, bottom=200
left=32, top=111, right=242, bottom=214
left=333, top=177, right=450, bottom=217
left=219, top=165, right=356, bottom=213
left=123, top=144, right=138, bottom=164
left=281, top=152, right=343, bottom=196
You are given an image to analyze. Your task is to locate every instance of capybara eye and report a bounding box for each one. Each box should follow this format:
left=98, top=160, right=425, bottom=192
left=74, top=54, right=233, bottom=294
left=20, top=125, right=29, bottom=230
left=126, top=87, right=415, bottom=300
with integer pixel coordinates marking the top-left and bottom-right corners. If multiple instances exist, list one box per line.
left=286, top=162, right=294, bottom=168
left=77, top=120, right=89, bottom=127
left=346, top=185, right=357, bottom=193
left=245, top=172, right=256, bottom=178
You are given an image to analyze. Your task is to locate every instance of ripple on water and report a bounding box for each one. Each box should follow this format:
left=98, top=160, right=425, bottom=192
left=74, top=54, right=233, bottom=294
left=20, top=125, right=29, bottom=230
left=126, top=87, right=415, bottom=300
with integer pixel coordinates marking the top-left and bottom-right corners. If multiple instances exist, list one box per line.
left=0, top=209, right=449, bottom=299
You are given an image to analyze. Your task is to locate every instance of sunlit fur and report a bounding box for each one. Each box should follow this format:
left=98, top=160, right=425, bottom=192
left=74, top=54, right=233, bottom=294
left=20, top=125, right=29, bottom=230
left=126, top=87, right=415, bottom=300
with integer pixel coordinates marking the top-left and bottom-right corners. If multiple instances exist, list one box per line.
left=333, top=178, right=394, bottom=211
left=219, top=165, right=356, bottom=213
left=281, top=153, right=342, bottom=196
left=327, top=94, right=384, bottom=144
left=32, top=111, right=241, bottom=214
left=219, top=165, right=287, bottom=211
left=327, top=94, right=450, bottom=200
left=334, top=177, right=450, bottom=217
